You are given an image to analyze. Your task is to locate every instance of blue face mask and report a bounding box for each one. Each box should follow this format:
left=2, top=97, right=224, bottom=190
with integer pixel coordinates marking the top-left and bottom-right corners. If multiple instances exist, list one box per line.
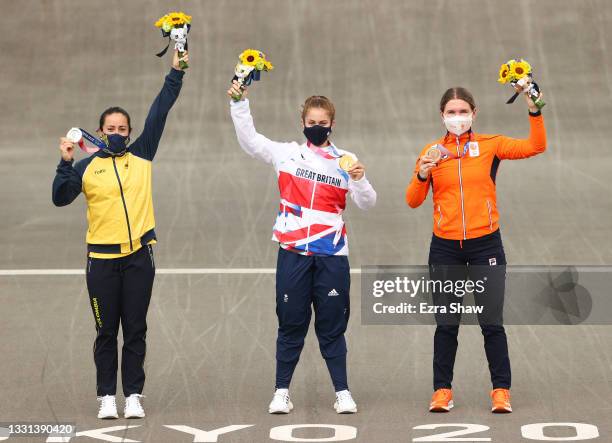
left=103, top=133, right=129, bottom=156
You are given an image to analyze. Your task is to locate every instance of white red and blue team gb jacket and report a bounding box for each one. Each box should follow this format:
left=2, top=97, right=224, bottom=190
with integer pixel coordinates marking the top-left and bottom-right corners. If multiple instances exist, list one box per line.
left=230, top=99, right=377, bottom=256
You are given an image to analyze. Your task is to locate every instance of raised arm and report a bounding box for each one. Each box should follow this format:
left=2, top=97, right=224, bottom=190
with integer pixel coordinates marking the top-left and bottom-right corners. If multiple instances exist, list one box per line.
left=228, top=82, right=295, bottom=165
left=130, top=51, right=187, bottom=161
left=496, top=84, right=547, bottom=160
left=496, top=111, right=547, bottom=160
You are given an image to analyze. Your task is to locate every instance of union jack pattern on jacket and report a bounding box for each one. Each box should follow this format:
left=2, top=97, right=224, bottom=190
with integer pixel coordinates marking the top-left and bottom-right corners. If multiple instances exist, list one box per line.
left=230, top=99, right=376, bottom=256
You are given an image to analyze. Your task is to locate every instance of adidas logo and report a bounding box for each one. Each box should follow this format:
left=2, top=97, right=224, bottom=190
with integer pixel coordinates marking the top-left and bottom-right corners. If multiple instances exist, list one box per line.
left=328, top=289, right=339, bottom=297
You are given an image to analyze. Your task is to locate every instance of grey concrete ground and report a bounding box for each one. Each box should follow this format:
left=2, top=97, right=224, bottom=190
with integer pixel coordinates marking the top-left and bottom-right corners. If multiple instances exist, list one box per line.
left=1, top=0, right=611, bottom=442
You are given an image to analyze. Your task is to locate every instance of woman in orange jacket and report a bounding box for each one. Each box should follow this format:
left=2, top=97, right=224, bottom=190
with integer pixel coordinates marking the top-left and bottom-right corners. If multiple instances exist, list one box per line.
left=406, top=85, right=546, bottom=413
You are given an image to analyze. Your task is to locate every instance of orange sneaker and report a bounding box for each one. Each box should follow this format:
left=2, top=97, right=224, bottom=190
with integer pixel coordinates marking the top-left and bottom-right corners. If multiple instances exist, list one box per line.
left=429, top=388, right=453, bottom=412
left=490, top=388, right=512, bottom=413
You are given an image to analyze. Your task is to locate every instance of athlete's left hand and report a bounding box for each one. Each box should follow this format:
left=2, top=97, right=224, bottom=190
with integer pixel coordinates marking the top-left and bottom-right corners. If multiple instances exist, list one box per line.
left=348, top=161, right=365, bottom=181
left=524, top=90, right=542, bottom=113
left=513, top=79, right=542, bottom=113
left=172, top=50, right=189, bottom=71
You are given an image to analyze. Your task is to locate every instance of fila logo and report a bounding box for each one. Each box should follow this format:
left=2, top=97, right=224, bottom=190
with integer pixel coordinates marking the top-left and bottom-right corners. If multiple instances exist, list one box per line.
left=328, top=289, right=339, bottom=297
left=489, top=257, right=497, bottom=266
left=94, top=169, right=106, bottom=175
left=283, top=294, right=288, bottom=303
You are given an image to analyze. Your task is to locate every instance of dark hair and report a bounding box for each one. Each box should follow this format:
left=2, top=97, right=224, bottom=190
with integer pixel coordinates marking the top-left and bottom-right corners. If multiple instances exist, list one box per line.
left=98, top=106, right=132, bottom=132
left=439, top=87, right=476, bottom=112
left=301, top=96, right=336, bottom=122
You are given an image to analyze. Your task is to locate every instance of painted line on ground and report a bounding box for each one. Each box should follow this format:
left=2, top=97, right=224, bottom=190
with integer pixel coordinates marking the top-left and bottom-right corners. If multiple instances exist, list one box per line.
left=0, top=268, right=364, bottom=276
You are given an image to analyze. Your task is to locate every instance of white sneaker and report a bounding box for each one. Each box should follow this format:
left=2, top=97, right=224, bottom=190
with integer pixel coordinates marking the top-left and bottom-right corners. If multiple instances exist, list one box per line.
left=97, top=395, right=118, bottom=419
left=268, top=389, right=293, bottom=414
left=334, top=390, right=357, bottom=414
left=124, top=394, right=146, bottom=418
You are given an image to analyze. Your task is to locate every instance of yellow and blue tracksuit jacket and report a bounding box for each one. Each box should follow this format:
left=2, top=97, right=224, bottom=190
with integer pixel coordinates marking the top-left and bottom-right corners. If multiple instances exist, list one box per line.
left=52, top=68, right=184, bottom=258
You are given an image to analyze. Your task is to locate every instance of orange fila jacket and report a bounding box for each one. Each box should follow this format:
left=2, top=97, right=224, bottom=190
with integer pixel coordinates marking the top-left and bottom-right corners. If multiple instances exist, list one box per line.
left=406, top=112, right=546, bottom=240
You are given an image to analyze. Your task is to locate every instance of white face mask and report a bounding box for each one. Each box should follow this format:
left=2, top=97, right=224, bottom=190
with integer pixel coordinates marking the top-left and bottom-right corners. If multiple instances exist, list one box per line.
left=443, top=114, right=473, bottom=136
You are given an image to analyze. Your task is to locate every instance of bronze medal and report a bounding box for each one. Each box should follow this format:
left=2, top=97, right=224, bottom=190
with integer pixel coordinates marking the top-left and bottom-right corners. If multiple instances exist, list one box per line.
left=426, top=146, right=442, bottom=162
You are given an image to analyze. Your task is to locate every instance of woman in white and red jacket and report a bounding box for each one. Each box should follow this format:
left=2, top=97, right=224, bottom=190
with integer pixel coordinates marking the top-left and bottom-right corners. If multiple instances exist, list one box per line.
left=228, top=80, right=376, bottom=414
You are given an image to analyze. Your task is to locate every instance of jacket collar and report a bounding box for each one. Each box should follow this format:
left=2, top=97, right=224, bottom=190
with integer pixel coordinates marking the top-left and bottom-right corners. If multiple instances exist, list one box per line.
left=442, top=129, right=473, bottom=145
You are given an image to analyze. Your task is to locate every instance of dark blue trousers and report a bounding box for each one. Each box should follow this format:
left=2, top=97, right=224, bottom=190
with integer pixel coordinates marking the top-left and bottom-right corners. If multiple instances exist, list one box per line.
left=428, top=229, right=511, bottom=390
left=275, top=247, right=351, bottom=391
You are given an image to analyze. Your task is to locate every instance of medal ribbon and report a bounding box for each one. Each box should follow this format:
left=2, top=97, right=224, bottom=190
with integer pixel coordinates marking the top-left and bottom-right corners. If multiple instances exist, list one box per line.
left=78, top=129, right=108, bottom=153
left=434, top=138, right=470, bottom=160
left=307, top=141, right=337, bottom=159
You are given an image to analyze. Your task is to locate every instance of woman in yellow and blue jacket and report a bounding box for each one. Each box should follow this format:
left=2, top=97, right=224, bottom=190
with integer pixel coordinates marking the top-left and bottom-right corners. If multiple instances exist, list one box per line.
left=52, top=50, right=187, bottom=419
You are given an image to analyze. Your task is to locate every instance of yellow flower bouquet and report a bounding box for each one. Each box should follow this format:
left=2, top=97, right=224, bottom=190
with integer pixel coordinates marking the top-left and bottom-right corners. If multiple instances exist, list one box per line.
left=154, top=12, right=192, bottom=69
left=498, top=58, right=545, bottom=109
left=231, top=49, right=274, bottom=101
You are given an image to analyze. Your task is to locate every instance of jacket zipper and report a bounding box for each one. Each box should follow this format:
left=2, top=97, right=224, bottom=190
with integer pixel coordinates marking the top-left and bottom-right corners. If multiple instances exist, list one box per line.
left=437, top=204, right=443, bottom=228
left=456, top=136, right=467, bottom=240
left=487, top=199, right=493, bottom=231
left=112, top=157, right=134, bottom=252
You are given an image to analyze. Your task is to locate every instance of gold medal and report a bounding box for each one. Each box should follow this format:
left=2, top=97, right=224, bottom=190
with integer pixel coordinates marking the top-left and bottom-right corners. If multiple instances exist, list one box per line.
left=339, top=155, right=357, bottom=171
left=426, top=146, right=442, bottom=162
